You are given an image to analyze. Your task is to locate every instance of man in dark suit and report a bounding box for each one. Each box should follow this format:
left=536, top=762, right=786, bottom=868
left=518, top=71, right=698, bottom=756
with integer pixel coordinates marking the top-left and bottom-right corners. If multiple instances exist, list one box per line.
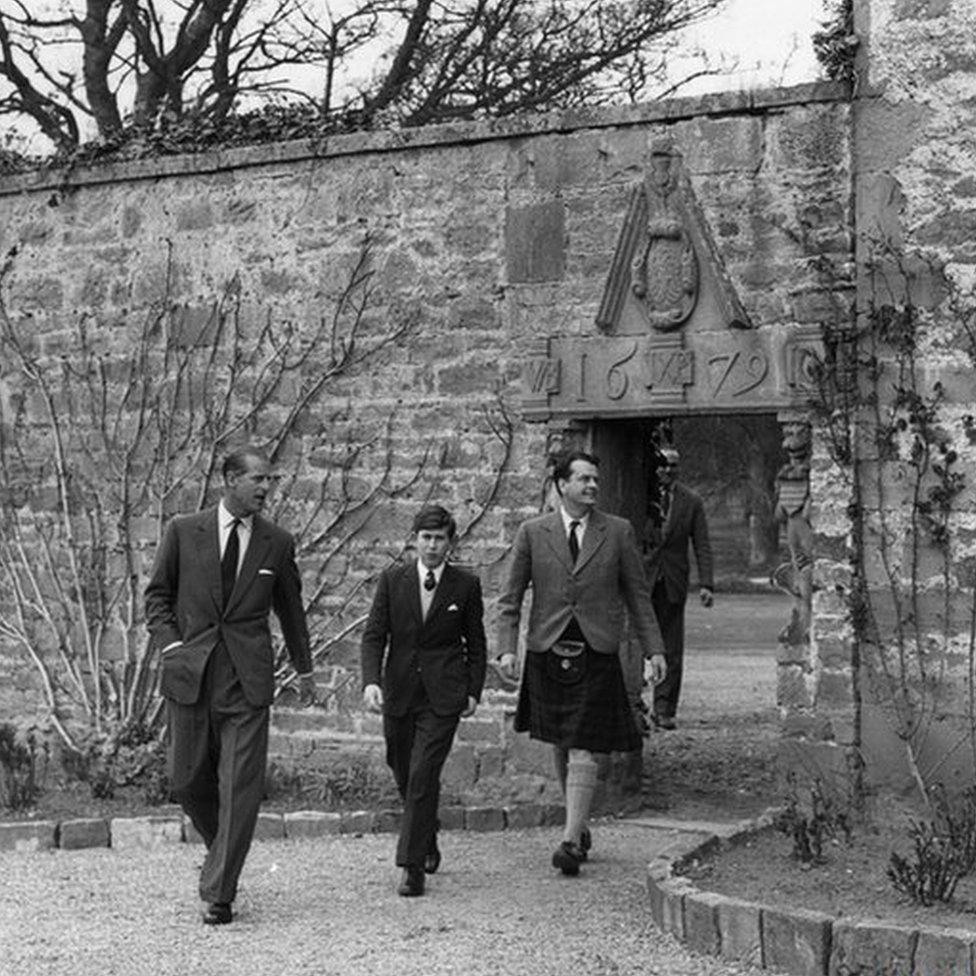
left=361, top=505, right=487, bottom=897
left=145, top=447, right=315, bottom=925
left=642, top=446, right=714, bottom=731
left=497, top=450, right=665, bottom=877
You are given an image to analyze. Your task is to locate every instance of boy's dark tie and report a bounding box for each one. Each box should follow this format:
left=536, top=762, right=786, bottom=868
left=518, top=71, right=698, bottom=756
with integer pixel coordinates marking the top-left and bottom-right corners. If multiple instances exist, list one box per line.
left=424, top=569, right=436, bottom=591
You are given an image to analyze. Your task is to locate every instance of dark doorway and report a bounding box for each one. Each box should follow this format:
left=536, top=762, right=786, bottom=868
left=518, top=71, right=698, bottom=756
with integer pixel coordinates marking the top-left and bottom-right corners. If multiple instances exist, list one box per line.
left=590, top=417, right=659, bottom=533
left=670, top=414, right=785, bottom=581
left=593, top=413, right=785, bottom=585
left=590, top=413, right=786, bottom=723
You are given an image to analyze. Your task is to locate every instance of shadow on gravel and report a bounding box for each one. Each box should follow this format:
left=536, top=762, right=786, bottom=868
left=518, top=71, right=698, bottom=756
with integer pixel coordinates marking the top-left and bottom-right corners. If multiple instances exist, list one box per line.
left=640, top=709, right=782, bottom=822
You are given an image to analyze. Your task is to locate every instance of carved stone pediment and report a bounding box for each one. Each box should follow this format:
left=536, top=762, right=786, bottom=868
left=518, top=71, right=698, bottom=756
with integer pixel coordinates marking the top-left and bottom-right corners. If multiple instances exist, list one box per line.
left=596, top=141, right=751, bottom=336
left=518, top=141, right=824, bottom=422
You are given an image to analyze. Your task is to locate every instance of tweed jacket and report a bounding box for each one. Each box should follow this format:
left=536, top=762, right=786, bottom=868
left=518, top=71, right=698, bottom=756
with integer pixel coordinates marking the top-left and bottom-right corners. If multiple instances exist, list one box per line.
left=497, top=508, right=662, bottom=658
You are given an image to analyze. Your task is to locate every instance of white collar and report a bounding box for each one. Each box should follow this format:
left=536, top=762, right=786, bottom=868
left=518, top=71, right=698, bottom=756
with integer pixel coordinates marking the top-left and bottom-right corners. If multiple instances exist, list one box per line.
left=417, top=559, right=446, bottom=585
left=218, top=499, right=253, bottom=530
left=559, top=505, right=589, bottom=534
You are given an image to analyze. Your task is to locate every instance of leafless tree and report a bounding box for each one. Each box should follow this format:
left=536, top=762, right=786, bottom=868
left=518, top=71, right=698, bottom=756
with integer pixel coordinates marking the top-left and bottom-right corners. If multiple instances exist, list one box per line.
left=0, top=0, right=728, bottom=156
left=0, top=229, right=516, bottom=771
left=0, top=235, right=420, bottom=750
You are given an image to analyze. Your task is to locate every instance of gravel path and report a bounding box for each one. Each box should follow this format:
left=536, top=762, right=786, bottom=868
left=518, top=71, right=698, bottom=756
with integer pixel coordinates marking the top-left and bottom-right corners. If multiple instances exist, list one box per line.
left=0, top=821, right=764, bottom=976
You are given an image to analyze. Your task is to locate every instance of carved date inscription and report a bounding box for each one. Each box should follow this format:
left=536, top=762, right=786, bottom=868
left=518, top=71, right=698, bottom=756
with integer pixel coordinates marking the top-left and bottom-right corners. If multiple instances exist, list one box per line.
left=786, top=344, right=821, bottom=392
left=525, top=357, right=561, bottom=395
left=707, top=349, right=768, bottom=398
left=606, top=341, right=638, bottom=400
left=646, top=347, right=694, bottom=391
left=534, top=330, right=799, bottom=417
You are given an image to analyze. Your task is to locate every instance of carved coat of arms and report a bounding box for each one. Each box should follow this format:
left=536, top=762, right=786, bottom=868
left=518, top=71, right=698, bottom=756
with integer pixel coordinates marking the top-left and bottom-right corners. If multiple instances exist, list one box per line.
left=630, top=151, right=699, bottom=331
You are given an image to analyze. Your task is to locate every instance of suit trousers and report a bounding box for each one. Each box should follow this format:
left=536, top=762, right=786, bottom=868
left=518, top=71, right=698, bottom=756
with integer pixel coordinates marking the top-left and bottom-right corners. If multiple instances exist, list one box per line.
left=167, top=642, right=269, bottom=904
left=651, top=580, right=687, bottom=719
left=383, top=698, right=460, bottom=868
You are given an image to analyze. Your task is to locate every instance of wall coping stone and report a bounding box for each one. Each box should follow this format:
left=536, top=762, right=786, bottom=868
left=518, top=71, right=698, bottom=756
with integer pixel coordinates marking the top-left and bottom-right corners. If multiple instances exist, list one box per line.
left=0, top=81, right=849, bottom=199
left=645, top=811, right=976, bottom=976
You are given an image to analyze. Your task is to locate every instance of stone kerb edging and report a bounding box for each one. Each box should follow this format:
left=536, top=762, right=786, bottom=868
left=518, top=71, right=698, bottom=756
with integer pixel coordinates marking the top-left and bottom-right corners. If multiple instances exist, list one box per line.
left=0, top=800, right=566, bottom=855
left=646, top=813, right=976, bottom=976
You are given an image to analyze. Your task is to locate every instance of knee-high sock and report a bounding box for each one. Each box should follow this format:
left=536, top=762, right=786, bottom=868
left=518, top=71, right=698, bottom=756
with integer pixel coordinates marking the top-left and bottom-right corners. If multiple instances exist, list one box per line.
left=563, top=755, right=598, bottom=845
left=552, top=745, right=568, bottom=795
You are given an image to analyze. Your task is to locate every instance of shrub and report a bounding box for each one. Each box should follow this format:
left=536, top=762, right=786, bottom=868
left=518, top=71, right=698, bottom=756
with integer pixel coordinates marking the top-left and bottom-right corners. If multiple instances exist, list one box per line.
left=813, top=0, right=858, bottom=85
left=265, top=754, right=398, bottom=810
left=775, top=774, right=852, bottom=864
left=62, top=724, right=169, bottom=804
left=0, top=723, right=49, bottom=811
left=888, top=784, right=976, bottom=905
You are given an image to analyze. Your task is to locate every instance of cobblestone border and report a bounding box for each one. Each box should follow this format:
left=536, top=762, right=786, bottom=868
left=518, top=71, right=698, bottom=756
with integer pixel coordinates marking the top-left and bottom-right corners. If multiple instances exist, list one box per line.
left=645, top=812, right=976, bottom=976
left=0, top=801, right=567, bottom=854
left=12, top=800, right=974, bottom=973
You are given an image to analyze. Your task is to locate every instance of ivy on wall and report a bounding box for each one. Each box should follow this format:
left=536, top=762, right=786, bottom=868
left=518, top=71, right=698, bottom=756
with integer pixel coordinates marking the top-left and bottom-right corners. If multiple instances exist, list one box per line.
left=813, top=0, right=858, bottom=86
left=813, top=241, right=976, bottom=807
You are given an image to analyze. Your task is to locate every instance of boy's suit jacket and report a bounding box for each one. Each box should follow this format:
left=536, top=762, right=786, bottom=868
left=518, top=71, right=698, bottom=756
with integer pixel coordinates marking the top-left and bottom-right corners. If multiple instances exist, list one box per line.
left=642, top=482, right=714, bottom=604
left=497, top=508, right=662, bottom=658
left=145, top=506, right=311, bottom=708
left=360, top=560, right=487, bottom=717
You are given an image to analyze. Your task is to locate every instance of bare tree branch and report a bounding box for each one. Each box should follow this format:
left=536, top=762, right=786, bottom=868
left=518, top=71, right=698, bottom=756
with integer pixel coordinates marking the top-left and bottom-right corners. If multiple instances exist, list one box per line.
left=0, top=233, right=435, bottom=750
left=0, top=0, right=728, bottom=159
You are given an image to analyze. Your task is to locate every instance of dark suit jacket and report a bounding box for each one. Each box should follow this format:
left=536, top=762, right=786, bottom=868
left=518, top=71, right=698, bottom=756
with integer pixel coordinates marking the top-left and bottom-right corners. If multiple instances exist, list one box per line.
left=642, top=482, right=714, bottom=604
left=360, top=561, right=487, bottom=717
left=497, top=508, right=662, bottom=658
left=145, top=506, right=312, bottom=708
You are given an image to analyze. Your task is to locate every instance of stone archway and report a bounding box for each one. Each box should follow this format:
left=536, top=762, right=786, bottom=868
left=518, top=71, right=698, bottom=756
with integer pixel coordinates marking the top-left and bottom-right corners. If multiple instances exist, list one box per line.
left=518, top=144, right=821, bottom=804
left=520, top=143, right=819, bottom=638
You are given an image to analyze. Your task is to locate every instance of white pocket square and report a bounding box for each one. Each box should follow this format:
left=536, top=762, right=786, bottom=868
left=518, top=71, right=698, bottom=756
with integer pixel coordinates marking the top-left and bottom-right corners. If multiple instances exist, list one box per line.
left=447, top=603, right=459, bottom=612
left=258, top=568, right=275, bottom=576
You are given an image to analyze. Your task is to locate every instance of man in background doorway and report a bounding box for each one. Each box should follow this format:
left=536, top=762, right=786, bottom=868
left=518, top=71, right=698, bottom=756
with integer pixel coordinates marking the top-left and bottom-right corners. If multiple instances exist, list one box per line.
left=642, top=446, right=714, bottom=731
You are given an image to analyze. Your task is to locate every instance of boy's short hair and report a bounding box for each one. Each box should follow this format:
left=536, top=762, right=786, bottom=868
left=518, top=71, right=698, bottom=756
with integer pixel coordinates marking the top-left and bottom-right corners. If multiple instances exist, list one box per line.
left=411, top=505, right=457, bottom=539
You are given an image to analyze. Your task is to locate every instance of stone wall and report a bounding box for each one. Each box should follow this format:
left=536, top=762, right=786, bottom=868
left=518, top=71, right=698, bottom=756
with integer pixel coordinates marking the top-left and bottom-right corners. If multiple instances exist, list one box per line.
left=795, top=0, right=976, bottom=794
left=0, top=82, right=852, bottom=792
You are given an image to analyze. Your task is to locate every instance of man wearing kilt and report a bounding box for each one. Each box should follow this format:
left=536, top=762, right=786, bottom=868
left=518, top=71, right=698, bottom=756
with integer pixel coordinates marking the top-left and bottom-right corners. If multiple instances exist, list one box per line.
left=498, top=450, right=666, bottom=876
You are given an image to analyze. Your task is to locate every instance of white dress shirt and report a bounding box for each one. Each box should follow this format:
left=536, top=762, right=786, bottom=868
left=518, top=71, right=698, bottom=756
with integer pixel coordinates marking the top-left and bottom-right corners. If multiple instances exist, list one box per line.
left=417, top=559, right=445, bottom=619
left=162, top=503, right=252, bottom=655
left=559, top=506, right=589, bottom=548
left=218, top=499, right=253, bottom=574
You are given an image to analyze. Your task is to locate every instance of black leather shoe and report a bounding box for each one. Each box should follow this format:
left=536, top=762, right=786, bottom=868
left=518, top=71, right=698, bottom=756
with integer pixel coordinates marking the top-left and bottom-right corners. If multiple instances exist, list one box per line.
left=578, top=827, right=592, bottom=862
left=424, top=838, right=441, bottom=875
left=202, top=902, right=233, bottom=925
left=653, top=714, right=677, bottom=731
left=397, top=866, right=425, bottom=897
left=551, top=840, right=584, bottom=876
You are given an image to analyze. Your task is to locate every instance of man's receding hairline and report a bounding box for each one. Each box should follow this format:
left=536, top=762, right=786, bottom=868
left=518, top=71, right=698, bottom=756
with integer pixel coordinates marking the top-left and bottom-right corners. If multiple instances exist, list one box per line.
left=224, top=447, right=270, bottom=480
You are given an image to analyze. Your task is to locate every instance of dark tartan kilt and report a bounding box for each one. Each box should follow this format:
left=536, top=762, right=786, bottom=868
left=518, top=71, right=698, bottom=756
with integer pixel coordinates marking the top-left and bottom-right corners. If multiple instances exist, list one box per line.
left=514, top=647, right=641, bottom=754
